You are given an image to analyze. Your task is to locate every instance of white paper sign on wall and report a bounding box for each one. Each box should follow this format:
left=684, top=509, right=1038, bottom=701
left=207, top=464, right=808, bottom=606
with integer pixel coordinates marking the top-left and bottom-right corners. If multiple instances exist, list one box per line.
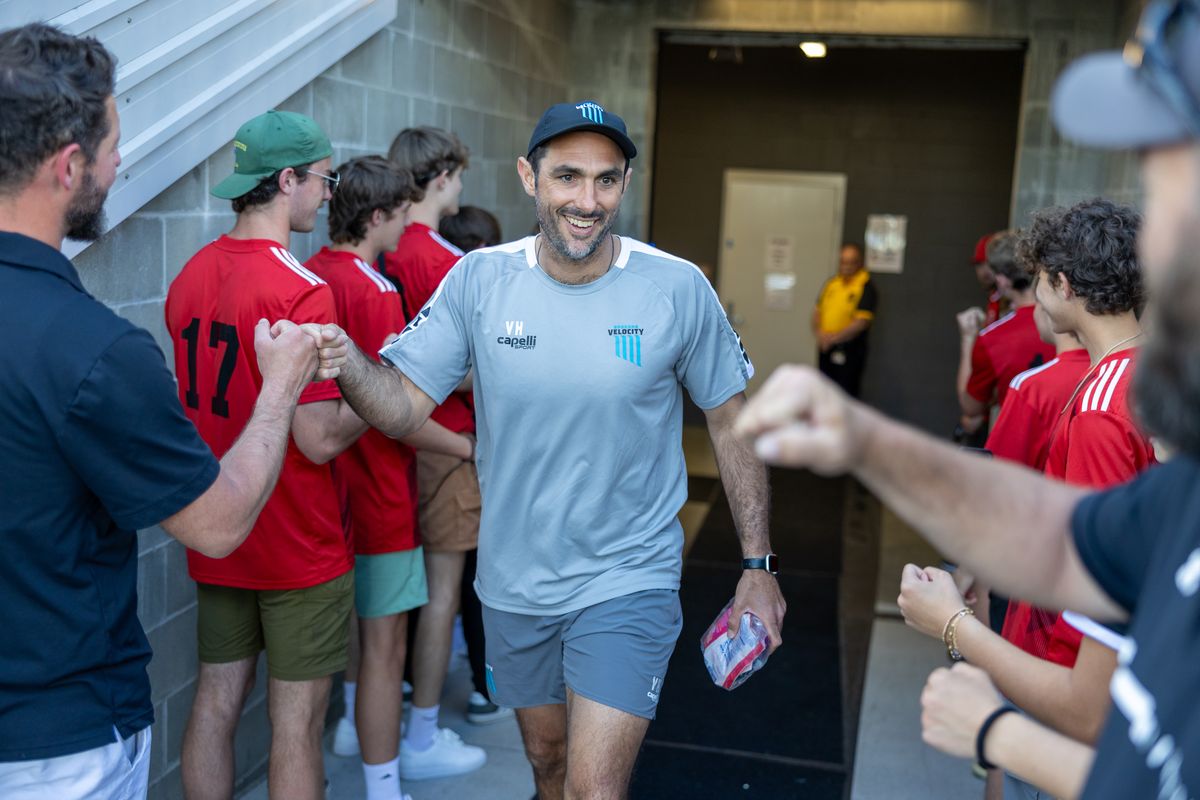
left=865, top=214, right=907, bottom=274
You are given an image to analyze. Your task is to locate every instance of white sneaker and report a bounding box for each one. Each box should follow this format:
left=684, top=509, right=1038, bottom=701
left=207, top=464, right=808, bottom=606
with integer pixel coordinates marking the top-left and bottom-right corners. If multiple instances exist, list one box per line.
left=466, top=691, right=515, bottom=725
left=331, top=717, right=359, bottom=757
left=400, top=728, right=487, bottom=780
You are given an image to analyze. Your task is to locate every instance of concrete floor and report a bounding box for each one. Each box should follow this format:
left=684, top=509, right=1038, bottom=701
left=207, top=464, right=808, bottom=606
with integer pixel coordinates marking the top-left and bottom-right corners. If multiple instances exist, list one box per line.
left=851, top=618, right=985, bottom=800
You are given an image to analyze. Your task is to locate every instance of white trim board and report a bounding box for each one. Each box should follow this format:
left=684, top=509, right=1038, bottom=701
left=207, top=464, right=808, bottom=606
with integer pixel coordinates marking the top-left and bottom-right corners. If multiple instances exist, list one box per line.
left=1, top=0, right=397, bottom=258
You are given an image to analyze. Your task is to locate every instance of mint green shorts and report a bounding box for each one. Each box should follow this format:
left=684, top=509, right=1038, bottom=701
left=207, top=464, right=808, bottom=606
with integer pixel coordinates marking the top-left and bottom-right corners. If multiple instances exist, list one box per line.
left=355, top=548, right=428, bottom=619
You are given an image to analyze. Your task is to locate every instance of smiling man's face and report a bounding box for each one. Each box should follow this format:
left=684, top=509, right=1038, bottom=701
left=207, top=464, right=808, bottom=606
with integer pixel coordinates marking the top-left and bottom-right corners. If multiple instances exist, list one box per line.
left=529, top=131, right=629, bottom=262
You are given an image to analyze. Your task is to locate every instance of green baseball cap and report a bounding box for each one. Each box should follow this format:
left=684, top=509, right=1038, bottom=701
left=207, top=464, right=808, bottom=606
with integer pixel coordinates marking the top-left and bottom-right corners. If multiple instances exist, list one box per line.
left=211, top=110, right=333, bottom=199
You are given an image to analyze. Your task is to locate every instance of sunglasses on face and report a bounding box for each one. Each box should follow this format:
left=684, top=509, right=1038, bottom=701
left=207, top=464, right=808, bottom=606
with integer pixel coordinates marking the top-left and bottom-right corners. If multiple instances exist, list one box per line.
left=308, top=169, right=341, bottom=191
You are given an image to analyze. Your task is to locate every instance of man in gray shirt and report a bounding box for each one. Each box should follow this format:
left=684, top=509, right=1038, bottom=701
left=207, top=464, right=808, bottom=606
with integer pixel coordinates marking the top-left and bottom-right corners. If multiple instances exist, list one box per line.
left=330, top=100, right=786, bottom=799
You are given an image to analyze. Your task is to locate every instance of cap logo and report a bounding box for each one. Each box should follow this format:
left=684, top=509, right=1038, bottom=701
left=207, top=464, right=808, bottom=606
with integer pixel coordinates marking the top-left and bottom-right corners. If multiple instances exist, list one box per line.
left=577, top=102, right=605, bottom=124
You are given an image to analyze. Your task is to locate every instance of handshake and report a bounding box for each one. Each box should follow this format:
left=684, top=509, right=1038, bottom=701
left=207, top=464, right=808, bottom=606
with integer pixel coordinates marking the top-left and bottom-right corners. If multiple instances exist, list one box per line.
left=255, top=319, right=352, bottom=386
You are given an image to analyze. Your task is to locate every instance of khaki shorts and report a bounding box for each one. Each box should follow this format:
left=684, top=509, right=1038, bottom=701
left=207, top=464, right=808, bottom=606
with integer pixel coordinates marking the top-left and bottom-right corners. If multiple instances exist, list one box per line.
left=196, top=571, right=354, bottom=681
left=416, top=449, right=481, bottom=552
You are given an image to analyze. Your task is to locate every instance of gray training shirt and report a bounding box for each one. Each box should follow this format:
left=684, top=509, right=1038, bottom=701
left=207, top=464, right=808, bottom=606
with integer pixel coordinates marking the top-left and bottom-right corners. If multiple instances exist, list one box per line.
left=380, top=235, right=753, bottom=615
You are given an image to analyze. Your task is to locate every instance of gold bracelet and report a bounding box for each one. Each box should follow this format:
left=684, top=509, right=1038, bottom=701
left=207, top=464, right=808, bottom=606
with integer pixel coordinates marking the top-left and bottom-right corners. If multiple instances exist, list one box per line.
left=942, top=607, right=974, bottom=661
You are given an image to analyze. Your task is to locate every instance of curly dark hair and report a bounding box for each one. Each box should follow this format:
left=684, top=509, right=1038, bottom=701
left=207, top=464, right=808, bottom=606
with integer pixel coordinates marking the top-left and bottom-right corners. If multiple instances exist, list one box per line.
left=0, top=24, right=116, bottom=194
left=1016, top=198, right=1144, bottom=316
left=328, top=156, right=423, bottom=244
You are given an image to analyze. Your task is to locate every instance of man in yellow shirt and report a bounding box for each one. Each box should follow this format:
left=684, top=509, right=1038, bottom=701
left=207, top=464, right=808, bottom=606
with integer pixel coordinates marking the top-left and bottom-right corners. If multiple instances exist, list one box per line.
left=812, top=243, right=877, bottom=397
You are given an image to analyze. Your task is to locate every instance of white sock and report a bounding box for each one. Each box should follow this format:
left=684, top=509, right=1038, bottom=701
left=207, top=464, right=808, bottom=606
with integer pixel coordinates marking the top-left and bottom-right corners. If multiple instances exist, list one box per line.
left=404, top=704, right=439, bottom=752
left=343, top=681, right=357, bottom=725
left=362, top=756, right=402, bottom=800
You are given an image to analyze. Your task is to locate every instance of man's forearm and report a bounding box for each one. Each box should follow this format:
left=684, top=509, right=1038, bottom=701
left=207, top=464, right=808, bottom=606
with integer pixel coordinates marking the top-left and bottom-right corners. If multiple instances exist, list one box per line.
left=853, top=406, right=1120, bottom=618
left=400, top=419, right=472, bottom=459
left=830, top=318, right=870, bottom=346
left=162, top=380, right=297, bottom=557
left=988, top=713, right=1094, bottom=800
left=710, top=419, right=771, bottom=555
left=337, top=343, right=425, bottom=439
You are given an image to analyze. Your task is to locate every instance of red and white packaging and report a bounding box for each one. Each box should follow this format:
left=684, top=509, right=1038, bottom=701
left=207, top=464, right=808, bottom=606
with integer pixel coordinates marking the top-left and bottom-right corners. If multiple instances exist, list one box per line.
left=700, top=598, right=772, bottom=690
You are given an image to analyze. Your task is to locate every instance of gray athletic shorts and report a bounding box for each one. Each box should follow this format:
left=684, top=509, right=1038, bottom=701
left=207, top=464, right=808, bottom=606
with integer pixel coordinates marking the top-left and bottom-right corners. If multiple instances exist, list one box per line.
left=482, top=589, right=683, bottom=720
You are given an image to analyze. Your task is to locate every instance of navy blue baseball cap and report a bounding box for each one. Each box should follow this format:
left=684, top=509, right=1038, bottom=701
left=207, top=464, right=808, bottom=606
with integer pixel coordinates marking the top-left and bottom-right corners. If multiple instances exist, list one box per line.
left=1052, top=0, right=1200, bottom=148
left=527, top=101, right=637, bottom=161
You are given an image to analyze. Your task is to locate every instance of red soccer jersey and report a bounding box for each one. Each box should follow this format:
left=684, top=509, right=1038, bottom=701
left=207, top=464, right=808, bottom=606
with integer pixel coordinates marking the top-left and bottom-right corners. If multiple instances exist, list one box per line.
left=1038, top=348, right=1155, bottom=668
left=986, top=349, right=1090, bottom=470
left=306, top=248, right=420, bottom=555
left=992, top=349, right=1089, bottom=659
left=165, top=236, right=352, bottom=590
left=382, top=222, right=474, bottom=434
left=966, top=305, right=1057, bottom=409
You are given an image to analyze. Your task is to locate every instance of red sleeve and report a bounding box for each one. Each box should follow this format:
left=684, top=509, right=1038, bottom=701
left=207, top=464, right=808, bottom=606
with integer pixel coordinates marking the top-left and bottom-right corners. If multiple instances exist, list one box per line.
left=966, top=338, right=996, bottom=404
left=288, top=284, right=342, bottom=405
left=985, top=392, right=1046, bottom=468
left=1062, top=412, right=1151, bottom=489
left=345, top=291, right=406, bottom=365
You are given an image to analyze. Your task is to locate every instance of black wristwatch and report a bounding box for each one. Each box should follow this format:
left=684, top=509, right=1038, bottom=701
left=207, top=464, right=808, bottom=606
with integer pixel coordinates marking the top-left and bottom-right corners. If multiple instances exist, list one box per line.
left=742, top=554, right=779, bottom=575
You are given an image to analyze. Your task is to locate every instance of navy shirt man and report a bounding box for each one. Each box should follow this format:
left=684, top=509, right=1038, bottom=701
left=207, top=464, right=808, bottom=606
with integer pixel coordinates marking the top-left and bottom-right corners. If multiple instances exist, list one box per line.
left=737, top=3, right=1200, bottom=798
left=0, top=24, right=343, bottom=799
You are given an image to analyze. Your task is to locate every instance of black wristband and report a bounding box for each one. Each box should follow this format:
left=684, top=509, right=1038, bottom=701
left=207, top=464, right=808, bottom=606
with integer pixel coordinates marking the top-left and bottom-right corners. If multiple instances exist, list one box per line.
left=975, top=704, right=1018, bottom=771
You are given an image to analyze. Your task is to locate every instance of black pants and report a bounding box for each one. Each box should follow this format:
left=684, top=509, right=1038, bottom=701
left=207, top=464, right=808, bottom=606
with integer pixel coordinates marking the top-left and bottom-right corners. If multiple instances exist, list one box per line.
left=818, top=346, right=866, bottom=399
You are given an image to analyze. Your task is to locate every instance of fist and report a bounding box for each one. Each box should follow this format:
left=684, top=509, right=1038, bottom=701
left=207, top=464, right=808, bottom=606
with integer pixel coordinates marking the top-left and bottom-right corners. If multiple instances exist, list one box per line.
left=291, top=322, right=350, bottom=382
left=957, top=307, right=986, bottom=338
left=920, top=663, right=1005, bottom=760
left=897, top=564, right=968, bottom=641
left=734, top=364, right=867, bottom=475
left=254, top=319, right=318, bottom=389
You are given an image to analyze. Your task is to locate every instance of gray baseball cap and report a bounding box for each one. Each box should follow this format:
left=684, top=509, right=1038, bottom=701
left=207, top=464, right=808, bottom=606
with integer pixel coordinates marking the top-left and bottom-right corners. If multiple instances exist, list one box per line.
left=1052, top=0, right=1200, bottom=149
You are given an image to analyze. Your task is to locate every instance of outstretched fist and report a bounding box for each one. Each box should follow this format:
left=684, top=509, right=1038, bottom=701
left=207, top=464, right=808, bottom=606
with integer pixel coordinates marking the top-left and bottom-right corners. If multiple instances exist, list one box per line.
left=254, top=319, right=319, bottom=392
left=733, top=365, right=867, bottom=474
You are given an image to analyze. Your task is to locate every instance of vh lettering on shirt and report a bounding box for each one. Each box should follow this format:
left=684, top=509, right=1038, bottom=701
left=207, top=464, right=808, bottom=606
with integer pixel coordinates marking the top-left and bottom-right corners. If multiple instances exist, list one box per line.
left=497, top=320, right=537, bottom=350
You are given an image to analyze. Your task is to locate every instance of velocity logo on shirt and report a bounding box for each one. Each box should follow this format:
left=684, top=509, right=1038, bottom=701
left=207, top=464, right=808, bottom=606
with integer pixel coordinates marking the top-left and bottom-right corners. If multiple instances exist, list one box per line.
left=608, top=323, right=643, bottom=366
left=497, top=320, right=537, bottom=350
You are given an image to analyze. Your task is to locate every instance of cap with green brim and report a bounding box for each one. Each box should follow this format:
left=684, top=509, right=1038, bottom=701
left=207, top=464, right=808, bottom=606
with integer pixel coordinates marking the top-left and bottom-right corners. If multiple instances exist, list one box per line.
left=212, top=110, right=333, bottom=199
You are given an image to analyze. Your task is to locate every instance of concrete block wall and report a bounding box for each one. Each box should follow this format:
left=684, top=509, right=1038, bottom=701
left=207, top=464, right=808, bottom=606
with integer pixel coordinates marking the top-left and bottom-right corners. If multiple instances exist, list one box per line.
left=73, top=2, right=574, bottom=796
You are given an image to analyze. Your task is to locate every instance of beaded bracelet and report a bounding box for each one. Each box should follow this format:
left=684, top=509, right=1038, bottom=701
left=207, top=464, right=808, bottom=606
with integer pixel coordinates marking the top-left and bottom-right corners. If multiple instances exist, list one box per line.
left=941, top=607, right=974, bottom=661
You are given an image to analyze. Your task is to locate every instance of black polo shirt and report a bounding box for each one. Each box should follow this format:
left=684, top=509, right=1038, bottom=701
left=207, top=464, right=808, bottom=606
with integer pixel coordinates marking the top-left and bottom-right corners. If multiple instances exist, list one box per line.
left=1072, top=456, right=1200, bottom=799
left=0, top=231, right=218, bottom=761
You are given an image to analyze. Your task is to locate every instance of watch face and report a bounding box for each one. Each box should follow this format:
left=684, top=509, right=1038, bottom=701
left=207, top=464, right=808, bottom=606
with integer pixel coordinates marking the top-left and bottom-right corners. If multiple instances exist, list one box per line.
left=765, top=553, right=779, bottom=574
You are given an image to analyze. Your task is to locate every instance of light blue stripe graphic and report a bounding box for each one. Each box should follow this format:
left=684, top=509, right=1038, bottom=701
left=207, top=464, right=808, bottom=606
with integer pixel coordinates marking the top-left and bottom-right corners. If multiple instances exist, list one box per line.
left=635, top=335, right=641, bottom=366
left=615, top=336, right=620, bottom=358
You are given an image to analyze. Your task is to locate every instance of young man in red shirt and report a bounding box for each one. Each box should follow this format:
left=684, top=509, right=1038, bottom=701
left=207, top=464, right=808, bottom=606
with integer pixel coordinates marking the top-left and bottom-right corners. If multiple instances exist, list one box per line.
left=898, top=198, right=1152, bottom=798
left=956, top=231, right=1057, bottom=436
left=306, top=156, right=476, bottom=800
left=382, top=126, right=487, bottom=779
left=167, top=111, right=368, bottom=800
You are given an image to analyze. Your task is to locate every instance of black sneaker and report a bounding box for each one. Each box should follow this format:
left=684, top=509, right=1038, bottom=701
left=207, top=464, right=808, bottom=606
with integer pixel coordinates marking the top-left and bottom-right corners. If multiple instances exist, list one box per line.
left=466, top=691, right=515, bottom=725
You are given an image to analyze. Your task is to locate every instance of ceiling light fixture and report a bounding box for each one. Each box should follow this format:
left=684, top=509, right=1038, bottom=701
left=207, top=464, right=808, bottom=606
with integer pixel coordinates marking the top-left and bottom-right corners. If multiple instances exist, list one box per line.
left=800, top=41, right=827, bottom=58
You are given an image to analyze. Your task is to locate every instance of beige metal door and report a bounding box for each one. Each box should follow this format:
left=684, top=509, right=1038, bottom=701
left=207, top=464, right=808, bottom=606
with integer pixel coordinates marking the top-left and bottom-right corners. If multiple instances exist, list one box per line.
left=718, top=169, right=847, bottom=393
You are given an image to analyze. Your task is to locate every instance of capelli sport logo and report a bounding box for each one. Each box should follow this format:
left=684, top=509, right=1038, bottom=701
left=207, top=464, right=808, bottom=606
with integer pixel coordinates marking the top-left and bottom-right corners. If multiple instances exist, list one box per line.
left=497, top=320, right=537, bottom=350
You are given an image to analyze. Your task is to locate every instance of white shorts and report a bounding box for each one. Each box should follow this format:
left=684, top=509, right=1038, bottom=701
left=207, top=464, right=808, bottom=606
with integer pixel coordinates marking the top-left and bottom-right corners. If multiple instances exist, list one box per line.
left=0, top=726, right=151, bottom=800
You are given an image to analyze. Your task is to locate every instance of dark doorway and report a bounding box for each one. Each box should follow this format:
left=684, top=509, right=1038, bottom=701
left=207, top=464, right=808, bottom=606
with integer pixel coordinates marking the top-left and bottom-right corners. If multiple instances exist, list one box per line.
left=651, top=38, right=1026, bottom=435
